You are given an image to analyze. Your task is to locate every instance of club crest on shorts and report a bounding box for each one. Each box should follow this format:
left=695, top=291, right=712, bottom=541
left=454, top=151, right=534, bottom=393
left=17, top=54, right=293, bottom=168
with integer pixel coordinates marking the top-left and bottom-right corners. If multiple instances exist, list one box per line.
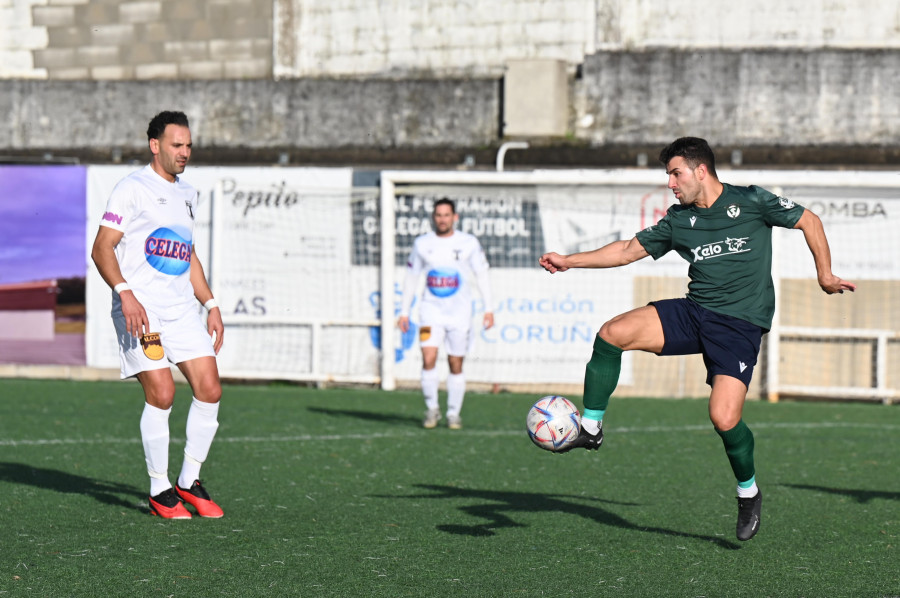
left=419, top=326, right=432, bottom=342
left=141, top=332, right=165, bottom=360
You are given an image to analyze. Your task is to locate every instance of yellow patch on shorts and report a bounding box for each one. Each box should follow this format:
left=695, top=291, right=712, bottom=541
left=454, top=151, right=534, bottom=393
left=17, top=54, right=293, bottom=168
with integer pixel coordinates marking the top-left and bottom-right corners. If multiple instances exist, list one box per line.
left=419, top=326, right=431, bottom=342
left=141, top=332, right=165, bottom=361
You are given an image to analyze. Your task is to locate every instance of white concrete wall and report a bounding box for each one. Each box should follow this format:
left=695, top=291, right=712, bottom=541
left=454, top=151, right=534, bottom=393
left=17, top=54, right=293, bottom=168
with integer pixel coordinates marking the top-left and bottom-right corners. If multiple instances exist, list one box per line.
left=273, top=0, right=900, bottom=78
left=4, top=0, right=898, bottom=79
left=0, top=0, right=50, bottom=79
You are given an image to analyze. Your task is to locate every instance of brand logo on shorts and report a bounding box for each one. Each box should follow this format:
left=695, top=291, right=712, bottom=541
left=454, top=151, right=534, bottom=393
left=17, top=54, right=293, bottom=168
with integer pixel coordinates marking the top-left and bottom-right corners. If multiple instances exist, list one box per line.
left=141, top=332, right=165, bottom=360
left=690, top=237, right=750, bottom=261
left=739, top=361, right=748, bottom=373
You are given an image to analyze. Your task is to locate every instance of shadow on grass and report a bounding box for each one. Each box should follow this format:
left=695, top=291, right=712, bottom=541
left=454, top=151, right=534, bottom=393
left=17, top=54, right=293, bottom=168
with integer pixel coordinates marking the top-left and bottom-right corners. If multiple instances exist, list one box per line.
left=781, top=483, right=900, bottom=503
left=306, top=406, right=422, bottom=427
left=380, top=484, right=740, bottom=549
left=0, top=462, right=144, bottom=510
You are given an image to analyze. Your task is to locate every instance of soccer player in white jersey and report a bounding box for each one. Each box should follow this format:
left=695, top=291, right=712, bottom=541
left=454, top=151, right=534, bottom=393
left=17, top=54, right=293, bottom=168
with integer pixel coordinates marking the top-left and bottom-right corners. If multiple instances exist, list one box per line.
left=91, top=111, right=225, bottom=519
left=398, top=199, right=494, bottom=429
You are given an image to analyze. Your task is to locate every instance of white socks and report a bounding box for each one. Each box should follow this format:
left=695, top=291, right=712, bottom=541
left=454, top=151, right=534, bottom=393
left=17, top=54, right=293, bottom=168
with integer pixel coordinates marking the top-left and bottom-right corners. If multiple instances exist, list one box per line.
left=140, top=403, right=172, bottom=497
left=446, top=373, right=465, bottom=417
left=581, top=417, right=601, bottom=436
left=178, top=397, right=220, bottom=489
left=140, top=398, right=220, bottom=496
left=421, top=368, right=440, bottom=411
left=737, top=481, right=759, bottom=498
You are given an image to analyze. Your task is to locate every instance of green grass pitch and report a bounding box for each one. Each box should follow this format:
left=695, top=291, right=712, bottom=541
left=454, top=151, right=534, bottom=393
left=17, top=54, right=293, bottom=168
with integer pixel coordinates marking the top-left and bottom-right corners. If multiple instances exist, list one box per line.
left=0, top=378, right=897, bottom=596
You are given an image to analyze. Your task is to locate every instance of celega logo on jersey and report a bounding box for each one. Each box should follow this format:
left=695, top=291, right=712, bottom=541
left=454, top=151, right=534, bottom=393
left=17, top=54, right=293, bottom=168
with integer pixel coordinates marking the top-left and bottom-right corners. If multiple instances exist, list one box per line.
left=426, top=268, right=460, bottom=297
left=144, top=227, right=192, bottom=275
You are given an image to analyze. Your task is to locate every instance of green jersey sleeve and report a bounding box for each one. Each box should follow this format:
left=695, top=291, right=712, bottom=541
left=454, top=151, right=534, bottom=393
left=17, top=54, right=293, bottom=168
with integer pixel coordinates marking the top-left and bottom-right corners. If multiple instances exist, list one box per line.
left=751, top=186, right=805, bottom=228
left=635, top=205, right=681, bottom=260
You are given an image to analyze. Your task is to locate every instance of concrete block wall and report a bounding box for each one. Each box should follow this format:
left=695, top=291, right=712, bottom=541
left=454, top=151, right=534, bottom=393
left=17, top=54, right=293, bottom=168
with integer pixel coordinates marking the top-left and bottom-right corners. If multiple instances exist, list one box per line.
left=2, top=0, right=272, bottom=80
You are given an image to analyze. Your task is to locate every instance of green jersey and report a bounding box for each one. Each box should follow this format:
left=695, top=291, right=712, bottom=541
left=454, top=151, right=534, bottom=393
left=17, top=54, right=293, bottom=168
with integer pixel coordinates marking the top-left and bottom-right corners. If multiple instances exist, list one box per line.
left=635, top=183, right=805, bottom=330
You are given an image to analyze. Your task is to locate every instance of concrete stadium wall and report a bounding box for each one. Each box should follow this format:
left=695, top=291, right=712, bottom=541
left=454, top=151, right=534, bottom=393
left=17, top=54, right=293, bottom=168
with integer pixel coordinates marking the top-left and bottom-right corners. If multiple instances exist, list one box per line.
left=0, top=78, right=500, bottom=157
left=1, top=1, right=898, bottom=163
left=4, top=0, right=897, bottom=80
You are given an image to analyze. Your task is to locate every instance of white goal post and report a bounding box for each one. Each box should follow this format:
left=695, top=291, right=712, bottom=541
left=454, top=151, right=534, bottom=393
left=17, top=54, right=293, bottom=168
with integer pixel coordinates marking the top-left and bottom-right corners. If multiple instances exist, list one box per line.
left=378, top=168, right=900, bottom=403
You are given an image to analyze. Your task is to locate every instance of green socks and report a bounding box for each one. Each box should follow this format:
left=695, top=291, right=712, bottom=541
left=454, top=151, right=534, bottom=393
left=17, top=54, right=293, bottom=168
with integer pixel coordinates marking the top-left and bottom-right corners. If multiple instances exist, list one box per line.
left=583, top=335, right=623, bottom=413
left=716, top=420, right=756, bottom=484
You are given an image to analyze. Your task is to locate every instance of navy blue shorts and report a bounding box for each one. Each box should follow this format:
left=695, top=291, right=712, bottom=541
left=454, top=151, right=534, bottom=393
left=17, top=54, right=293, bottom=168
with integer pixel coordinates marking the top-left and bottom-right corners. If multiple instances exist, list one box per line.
left=651, top=298, right=763, bottom=387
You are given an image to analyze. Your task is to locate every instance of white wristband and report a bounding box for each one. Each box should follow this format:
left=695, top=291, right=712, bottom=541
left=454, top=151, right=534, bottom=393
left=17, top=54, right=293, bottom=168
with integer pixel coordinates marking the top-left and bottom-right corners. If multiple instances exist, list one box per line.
left=204, top=298, right=218, bottom=310
left=113, top=282, right=129, bottom=295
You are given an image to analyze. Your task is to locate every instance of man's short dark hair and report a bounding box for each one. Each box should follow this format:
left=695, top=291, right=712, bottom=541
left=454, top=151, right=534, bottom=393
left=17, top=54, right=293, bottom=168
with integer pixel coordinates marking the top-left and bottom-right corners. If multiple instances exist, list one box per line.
left=658, top=137, right=718, bottom=178
left=147, top=111, right=190, bottom=141
left=434, top=198, right=456, bottom=213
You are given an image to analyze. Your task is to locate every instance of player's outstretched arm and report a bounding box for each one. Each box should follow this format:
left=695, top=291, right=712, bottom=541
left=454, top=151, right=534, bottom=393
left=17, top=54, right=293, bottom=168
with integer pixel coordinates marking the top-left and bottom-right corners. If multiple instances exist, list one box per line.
left=540, top=237, right=649, bottom=273
left=793, top=210, right=857, bottom=295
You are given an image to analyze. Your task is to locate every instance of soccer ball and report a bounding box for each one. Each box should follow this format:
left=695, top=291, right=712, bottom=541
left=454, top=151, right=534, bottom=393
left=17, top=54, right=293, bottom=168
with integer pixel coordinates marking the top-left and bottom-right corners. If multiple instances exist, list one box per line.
left=526, top=395, right=581, bottom=452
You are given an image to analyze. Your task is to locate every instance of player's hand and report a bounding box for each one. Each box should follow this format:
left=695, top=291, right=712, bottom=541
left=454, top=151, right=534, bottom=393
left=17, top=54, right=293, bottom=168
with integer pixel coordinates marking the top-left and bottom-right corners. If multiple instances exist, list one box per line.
left=483, top=312, right=494, bottom=330
left=207, top=306, right=224, bottom=353
left=539, top=252, right=569, bottom=273
left=819, top=274, right=856, bottom=295
left=397, top=315, right=410, bottom=333
left=119, top=291, right=149, bottom=337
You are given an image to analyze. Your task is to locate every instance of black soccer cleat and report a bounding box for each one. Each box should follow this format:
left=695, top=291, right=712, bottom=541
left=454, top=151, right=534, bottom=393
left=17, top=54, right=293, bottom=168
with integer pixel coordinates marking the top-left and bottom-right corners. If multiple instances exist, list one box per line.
left=736, top=489, right=762, bottom=541
left=556, top=423, right=603, bottom=453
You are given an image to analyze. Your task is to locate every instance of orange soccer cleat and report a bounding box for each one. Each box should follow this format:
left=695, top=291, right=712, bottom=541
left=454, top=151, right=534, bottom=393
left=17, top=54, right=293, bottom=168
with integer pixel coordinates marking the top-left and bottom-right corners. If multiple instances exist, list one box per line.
left=175, top=480, right=224, bottom=518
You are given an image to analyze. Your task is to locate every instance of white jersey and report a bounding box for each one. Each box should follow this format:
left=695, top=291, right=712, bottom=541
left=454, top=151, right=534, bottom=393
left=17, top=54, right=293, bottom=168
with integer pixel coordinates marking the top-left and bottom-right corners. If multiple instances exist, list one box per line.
left=400, top=230, right=492, bottom=322
left=99, top=164, right=199, bottom=319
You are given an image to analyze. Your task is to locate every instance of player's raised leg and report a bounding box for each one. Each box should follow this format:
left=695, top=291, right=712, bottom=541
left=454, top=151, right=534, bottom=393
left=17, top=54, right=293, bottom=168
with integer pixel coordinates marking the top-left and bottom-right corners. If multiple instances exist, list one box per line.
left=174, top=356, right=224, bottom=518
left=560, top=305, right=664, bottom=452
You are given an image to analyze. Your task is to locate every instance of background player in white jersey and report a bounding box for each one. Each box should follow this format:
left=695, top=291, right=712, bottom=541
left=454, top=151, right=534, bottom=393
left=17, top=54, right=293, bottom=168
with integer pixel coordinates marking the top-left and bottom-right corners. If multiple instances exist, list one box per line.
left=398, top=198, right=494, bottom=429
left=91, top=111, right=225, bottom=520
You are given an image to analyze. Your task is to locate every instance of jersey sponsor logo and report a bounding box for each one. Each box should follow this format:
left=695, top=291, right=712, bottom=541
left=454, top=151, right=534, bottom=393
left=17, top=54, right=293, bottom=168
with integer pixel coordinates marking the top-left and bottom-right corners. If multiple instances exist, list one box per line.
left=726, top=204, right=741, bottom=219
left=426, top=267, right=460, bottom=297
left=102, top=211, right=123, bottom=225
left=157, top=197, right=167, bottom=205
left=690, top=237, right=750, bottom=261
left=778, top=197, right=795, bottom=209
left=144, top=227, right=192, bottom=275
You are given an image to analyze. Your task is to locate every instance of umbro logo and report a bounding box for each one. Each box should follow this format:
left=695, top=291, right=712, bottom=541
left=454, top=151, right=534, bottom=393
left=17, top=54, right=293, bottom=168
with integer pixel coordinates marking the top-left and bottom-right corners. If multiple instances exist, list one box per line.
left=739, top=362, right=748, bottom=373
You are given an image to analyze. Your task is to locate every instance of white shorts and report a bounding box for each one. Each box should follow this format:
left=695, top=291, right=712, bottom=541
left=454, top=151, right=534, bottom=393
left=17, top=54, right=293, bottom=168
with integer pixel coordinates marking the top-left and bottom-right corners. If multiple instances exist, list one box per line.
left=113, top=307, right=215, bottom=379
left=417, top=303, right=474, bottom=357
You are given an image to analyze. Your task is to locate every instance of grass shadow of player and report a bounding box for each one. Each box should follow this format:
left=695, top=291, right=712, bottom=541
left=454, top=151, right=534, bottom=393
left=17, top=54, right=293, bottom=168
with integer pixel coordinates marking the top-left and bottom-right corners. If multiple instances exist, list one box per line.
left=781, top=483, right=900, bottom=504
left=0, top=462, right=144, bottom=511
left=306, top=406, right=422, bottom=427
left=381, top=484, right=741, bottom=550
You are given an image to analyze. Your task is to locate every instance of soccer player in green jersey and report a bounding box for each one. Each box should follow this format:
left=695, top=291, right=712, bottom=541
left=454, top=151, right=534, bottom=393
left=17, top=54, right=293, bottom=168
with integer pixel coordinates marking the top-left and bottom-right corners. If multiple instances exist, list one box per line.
left=539, top=137, right=856, bottom=541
